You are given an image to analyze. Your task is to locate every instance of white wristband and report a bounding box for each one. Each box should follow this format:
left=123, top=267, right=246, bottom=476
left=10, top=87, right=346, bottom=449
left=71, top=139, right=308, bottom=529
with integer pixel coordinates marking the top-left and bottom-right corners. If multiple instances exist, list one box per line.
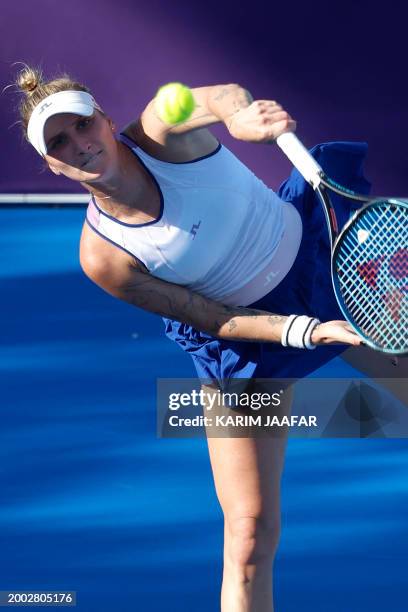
left=281, top=315, right=320, bottom=350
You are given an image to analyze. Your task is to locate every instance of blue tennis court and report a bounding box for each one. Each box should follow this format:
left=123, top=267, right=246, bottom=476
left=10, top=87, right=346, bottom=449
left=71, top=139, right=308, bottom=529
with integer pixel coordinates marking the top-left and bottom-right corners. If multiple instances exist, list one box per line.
left=1, top=206, right=408, bottom=611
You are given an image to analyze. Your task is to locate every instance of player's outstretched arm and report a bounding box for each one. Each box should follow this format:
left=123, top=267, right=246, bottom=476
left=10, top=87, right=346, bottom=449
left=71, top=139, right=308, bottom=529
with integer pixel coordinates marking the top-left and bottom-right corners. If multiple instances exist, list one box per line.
left=80, top=238, right=362, bottom=348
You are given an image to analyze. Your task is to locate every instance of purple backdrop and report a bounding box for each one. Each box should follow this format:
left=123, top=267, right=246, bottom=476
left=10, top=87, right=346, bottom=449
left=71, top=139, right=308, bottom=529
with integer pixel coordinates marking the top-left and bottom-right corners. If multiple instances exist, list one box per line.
left=1, top=0, right=407, bottom=196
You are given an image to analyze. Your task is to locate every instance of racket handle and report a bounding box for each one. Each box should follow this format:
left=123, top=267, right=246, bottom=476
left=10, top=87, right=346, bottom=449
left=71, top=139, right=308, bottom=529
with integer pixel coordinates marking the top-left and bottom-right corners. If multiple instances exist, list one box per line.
left=276, top=132, right=323, bottom=189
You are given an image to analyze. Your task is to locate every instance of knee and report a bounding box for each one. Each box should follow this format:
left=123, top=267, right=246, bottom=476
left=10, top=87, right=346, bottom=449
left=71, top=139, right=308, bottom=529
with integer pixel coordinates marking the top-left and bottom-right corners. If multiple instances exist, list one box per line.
left=225, top=514, right=281, bottom=568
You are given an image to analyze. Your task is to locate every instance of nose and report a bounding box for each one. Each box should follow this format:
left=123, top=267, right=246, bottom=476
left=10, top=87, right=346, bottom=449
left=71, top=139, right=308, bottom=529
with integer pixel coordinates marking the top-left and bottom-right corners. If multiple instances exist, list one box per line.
left=73, top=132, right=94, bottom=156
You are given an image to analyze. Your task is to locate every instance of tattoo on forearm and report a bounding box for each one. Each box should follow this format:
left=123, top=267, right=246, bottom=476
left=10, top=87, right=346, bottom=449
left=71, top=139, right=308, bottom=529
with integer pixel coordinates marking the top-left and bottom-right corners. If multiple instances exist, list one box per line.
left=228, top=319, right=238, bottom=332
left=213, top=86, right=235, bottom=102
left=267, top=315, right=285, bottom=327
left=212, top=86, right=253, bottom=118
left=119, top=274, right=285, bottom=341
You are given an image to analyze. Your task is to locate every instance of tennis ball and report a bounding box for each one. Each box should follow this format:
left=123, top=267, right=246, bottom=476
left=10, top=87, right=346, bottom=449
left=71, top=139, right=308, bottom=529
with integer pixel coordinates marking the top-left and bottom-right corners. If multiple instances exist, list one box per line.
left=155, top=82, right=195, bottom=125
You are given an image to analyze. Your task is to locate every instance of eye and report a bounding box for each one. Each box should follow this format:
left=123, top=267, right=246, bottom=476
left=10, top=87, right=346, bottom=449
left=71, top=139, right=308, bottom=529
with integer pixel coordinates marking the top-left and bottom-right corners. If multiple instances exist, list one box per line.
left=48, top=135, right=66, bottom=151
left=78, top=117, right=93, bottom=129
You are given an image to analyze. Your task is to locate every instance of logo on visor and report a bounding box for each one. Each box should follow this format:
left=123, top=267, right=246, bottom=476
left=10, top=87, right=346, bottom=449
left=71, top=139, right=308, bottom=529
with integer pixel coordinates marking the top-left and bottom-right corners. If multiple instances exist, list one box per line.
left=39, top=101, right=53, bottom=114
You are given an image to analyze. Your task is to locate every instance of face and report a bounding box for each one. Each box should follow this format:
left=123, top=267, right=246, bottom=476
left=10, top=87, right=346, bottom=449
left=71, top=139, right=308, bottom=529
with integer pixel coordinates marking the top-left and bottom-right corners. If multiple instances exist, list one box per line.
left=43, top=110, right=118, bottom=183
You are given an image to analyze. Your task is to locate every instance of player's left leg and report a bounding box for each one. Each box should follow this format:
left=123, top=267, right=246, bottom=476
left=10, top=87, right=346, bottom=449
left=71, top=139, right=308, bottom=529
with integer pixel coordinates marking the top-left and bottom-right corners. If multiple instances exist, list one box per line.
left=203, top=380, right=292, bottom=612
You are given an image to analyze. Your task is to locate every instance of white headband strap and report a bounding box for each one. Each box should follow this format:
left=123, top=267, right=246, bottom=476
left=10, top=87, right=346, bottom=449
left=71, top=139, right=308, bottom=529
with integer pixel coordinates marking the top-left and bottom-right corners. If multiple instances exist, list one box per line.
left=27, top=90, right=102, bottom=156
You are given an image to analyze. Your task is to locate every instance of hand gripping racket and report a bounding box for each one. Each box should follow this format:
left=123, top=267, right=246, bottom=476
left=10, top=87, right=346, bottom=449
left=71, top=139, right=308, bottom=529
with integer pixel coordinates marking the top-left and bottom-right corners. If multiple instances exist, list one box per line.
left=276, top=132, right=408, bottom=355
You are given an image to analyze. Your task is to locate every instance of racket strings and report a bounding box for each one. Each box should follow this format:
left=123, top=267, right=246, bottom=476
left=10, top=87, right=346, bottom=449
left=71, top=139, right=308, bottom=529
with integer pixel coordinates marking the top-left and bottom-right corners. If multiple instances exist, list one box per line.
left=334, top=203, right=407, bottom=352
left=339, top=252, right=406, bottom=344
left=339, top=217, right=407, bottom=342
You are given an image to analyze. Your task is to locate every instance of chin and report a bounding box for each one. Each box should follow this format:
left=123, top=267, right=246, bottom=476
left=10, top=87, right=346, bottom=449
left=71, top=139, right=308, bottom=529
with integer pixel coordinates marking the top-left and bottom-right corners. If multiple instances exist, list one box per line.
left=80, top=163, right=107, bottom=179
left=81, top=167, right=112, bottom=184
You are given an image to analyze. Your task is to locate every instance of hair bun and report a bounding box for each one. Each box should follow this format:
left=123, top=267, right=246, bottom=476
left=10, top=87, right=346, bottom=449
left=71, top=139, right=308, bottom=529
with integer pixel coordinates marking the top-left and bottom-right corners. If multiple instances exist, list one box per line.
left=17, top=66, right=43, bottom=95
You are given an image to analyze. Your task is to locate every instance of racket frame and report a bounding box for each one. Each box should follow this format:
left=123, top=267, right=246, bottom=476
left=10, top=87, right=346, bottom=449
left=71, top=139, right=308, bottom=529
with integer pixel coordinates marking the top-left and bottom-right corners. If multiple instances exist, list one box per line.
left=276, top=132, right=408, bottom=355
left=331, top=198, right=408, bottom=354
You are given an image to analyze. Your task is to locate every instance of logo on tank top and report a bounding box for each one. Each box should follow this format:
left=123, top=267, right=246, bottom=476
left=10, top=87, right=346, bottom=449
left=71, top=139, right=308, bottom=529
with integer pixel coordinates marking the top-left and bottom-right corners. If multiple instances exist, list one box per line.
left=190, top=220, right=202, bottom=239
left=264, top=270, right=280, bottom=286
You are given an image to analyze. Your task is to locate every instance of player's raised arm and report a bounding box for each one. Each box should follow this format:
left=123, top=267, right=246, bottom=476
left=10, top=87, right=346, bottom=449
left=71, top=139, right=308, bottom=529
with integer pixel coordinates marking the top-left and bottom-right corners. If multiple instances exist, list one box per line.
left=138, top=83, right=296, bottom=143
left=139, top=83, right=251, bottom=137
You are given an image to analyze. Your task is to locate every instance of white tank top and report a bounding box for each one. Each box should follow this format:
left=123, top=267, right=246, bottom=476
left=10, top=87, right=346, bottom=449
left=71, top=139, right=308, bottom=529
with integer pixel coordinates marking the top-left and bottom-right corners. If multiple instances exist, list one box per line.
left=85, top=134, right=302, bottom=306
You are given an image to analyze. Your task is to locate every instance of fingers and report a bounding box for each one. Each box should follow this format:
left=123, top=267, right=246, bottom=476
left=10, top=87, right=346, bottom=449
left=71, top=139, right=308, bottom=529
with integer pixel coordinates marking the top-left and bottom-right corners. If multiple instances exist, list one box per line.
left=343, top=331, right=363, bottom=347
left=337, top=321, right=364, bottom=345
left=259, top=119, right=297, bottom=142
left=253, top=100, right=282, bottom=111
left=311, top=319, right=366, bottom=348
left=263, top=110, right=293, bottom=124
left=319, top=320, right=364, bottom=347
left=254, top=103, right=294, bottom=123
left=227, top=98, right=296, bottom=143
left=269, top=117, right=297, bottom=135
left=248, top=100, right=296, bottom=140
left=250, top=100, right=294, bottom=120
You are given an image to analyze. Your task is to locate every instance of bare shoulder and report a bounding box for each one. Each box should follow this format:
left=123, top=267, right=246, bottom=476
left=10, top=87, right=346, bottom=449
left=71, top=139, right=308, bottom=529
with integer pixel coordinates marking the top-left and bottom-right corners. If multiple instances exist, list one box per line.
left=121, top=103, right=219, bottom=163
left=80, top=221, right=147, bottom=282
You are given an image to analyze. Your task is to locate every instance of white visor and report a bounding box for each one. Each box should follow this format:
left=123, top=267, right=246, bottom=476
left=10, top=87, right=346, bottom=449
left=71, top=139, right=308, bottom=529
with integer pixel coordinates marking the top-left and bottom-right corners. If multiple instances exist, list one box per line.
left=27, top=90, right=102, bottom=156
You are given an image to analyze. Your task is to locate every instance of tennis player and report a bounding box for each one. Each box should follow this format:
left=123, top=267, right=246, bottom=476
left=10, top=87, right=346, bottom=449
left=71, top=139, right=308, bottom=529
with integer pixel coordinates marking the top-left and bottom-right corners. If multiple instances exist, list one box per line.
left=16, top=66, right=365, bottom=612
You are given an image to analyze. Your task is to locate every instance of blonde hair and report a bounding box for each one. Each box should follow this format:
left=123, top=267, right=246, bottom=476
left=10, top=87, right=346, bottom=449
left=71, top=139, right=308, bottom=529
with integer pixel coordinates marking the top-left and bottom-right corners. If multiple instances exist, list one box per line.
left=14, top=63, right=92, bottom=143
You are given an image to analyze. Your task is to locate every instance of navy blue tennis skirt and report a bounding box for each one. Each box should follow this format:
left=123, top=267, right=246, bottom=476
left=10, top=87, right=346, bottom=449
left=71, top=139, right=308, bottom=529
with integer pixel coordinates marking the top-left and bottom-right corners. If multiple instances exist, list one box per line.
left=162, top=141, right=371, bottom=389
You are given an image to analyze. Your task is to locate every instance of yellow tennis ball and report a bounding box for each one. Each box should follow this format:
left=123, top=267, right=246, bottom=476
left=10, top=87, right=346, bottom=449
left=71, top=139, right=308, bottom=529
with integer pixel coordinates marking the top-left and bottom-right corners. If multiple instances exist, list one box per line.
left=155, top=82, right=195, bottom=125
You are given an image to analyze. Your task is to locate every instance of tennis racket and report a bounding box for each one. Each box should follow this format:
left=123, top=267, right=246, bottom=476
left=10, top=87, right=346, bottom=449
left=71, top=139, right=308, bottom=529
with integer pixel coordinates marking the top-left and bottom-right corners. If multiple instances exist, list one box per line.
left=276, top=132, right=408, bottom=355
